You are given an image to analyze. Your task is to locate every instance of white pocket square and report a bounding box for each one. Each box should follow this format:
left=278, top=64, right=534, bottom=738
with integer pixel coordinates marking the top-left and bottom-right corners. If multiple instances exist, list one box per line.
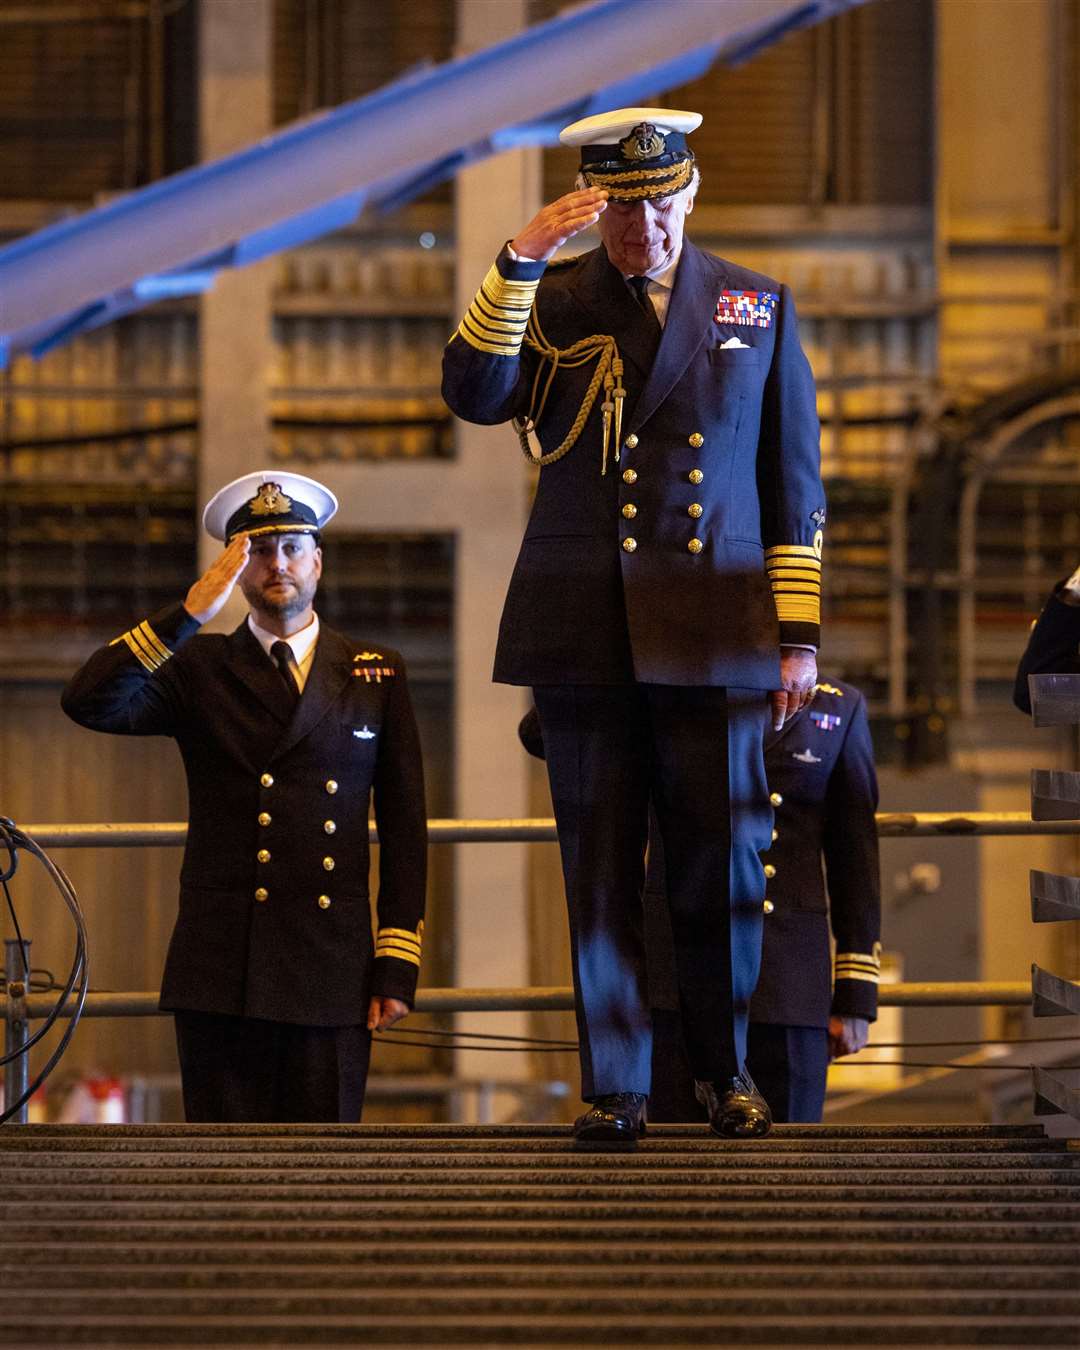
left=719, top=336, right=751, bottom=349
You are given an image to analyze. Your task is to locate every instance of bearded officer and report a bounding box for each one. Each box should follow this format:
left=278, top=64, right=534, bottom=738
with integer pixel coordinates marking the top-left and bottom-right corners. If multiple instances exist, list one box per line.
left=62, top=471, right=428, bottom=1123
left=443, top=108, right=824, bottom=1142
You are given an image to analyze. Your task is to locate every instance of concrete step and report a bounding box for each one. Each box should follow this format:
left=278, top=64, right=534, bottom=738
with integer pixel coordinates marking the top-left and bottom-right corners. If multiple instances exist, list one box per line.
left=4, top=1261, right=1079, bottom=1292
left=6, top=1180, right=1080, bottom=1206
left=2, top=1123, right=1077, bottom=1346
left=2, top=1310, right=1080, bottom=1346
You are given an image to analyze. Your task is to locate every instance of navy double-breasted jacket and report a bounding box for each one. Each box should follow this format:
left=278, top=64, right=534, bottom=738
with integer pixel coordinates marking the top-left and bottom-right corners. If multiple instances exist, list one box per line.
left=752, top=681, right=882, bottom=1027
left=61, top=603, right=428, bottom=1027
left=1013, top=580, right=1080, bottom=714
left=442, top=240, right=825, bottom=688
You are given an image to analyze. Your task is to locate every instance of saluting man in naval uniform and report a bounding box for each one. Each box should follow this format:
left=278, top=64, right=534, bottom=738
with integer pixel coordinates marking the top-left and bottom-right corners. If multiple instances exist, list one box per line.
left=62, top=472, right=428, bottom=1123
left=443, top=108, right=825, bottom=1143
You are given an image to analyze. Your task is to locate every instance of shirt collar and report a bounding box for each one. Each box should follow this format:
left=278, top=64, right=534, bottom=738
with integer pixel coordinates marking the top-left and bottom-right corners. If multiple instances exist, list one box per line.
left=636, top=240, right=683, bottom=291
left=248, top=611, right=320, bottom=667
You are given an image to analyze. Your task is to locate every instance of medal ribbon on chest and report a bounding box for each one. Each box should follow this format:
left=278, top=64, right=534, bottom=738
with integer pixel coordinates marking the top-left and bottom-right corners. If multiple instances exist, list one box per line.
left=714, top=290, right=778, bottom=328
left=352, top=652, right=395, bottom=683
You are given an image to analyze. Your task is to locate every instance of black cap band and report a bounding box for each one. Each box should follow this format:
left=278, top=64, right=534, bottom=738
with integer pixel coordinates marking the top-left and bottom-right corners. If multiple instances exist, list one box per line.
left=224, top=481, right=320, bottom=541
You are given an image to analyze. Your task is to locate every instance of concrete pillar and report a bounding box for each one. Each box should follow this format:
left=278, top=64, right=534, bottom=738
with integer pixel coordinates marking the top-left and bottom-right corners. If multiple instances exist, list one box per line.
left=452, top=0, right=541, bottom=1113
left=197, top=0, right=274, bottom=609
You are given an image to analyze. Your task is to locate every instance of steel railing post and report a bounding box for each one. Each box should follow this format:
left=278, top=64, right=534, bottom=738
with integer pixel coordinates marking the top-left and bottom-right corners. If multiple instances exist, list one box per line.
left=4, top=938, right=31, bottom=1124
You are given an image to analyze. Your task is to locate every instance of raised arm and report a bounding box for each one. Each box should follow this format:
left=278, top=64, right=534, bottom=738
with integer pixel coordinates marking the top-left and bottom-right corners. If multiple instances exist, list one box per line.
left=441, top=188, right=607, bottom=427
left=61, top=535, right=250, bottom=737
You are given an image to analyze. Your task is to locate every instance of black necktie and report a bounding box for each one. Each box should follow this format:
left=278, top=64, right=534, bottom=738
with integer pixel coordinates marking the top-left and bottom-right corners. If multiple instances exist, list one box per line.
left=628, top=275, right=662, bottom=342
left=270, top=640, right=300, bottom=707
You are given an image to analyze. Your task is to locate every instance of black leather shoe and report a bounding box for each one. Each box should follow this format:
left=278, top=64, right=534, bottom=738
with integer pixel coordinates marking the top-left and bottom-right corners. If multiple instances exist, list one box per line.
left=694, top=1072, right=772, bottom=1138
left=573, top=1093, right=647, bottom=1147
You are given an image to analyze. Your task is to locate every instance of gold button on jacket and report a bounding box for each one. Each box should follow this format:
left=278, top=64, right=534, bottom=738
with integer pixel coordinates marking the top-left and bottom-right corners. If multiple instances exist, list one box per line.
left=258, top=812, right=271, bottom=826
left=625, top=433, right=639, bottom=449
left=621, top=503, right=637, bottom=520
left=260, top=773, right=274, bottom=788
left=688, top=468, right=703, bottom=485
left=325, top=780, right=338, bottom=794
left=622, top=468, right=637, bottom=484
left=324, top=820, right=337, bottom=835
left=763, top=899, right=775, bottom=915
left=257, top=849, right=270, bottom=864
left=688, top=432, right=704, bottom=448
left=323, top=856, right=335, bottom=871
left=770, top=791, right=783, bottom=807
left=763, top=863, right=776, bottom=879
left=687, top=538, right=703, bottom=554
left=318, top=895, right=331, bottom=910
left=622, top=538, right=637, bottom=553
left=254, top=888, right=268, bottom=903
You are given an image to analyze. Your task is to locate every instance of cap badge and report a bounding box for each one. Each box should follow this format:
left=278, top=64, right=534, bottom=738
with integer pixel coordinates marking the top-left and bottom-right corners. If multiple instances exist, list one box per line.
left=620, top=122, right=666, bottom=161
left=249, top=482, right=293, bottom=517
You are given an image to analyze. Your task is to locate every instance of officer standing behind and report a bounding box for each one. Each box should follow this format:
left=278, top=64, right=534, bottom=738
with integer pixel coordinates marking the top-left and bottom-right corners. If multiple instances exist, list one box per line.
left=444, top=108, right=824, bottom=1143
left=645, top=680, right=882, bottom=1123
left=62, top=471, right=428, bottom=1123
left=1013, top=566, right=1080, bottom=714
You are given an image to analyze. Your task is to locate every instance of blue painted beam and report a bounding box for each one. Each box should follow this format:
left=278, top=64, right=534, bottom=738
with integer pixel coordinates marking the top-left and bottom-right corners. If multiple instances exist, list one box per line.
left=0, top=0, right=863, bottom=362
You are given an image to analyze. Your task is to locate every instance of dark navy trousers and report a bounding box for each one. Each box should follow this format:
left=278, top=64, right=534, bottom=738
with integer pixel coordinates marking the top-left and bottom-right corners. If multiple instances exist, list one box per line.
left=533, top=684, right=772, bottom=1099
left=649, top=1008, right=830, bottom=1123
left=174, top=1011, right=372, bottom=1123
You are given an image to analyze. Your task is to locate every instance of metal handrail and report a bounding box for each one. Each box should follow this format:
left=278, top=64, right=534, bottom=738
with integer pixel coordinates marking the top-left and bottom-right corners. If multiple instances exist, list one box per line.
left=19, top=812, right=1080, bottom=847
left=3, top=981, right=1037, bottom=1022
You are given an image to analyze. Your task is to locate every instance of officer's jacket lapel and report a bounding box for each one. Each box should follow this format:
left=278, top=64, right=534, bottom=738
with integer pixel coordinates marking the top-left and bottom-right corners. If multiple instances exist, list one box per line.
left=224, top=621, right=295, bottom=726
left=765, top=700, right=807, bottom=754
left=270, top=626, right=352, bottom=763
left=567, top=248, right=658, bottom=385
left=631, top=241, right=717, bottom=432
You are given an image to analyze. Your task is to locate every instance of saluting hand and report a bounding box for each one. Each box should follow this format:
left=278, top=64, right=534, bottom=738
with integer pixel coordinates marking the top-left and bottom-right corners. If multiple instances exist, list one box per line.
left=183, top=533, right=251, bottom=625
left=510, top=187, right=608, bottom=262
left=770, top=647, right=818, bottom=731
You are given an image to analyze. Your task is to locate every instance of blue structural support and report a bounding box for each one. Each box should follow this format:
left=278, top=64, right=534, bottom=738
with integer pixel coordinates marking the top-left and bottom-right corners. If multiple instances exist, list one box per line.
left=0, top=0, right=862, bottom=365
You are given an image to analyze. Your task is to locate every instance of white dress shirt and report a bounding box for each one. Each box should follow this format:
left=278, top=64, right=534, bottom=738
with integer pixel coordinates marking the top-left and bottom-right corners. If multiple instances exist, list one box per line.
left=248, top=612, right=320, bottom=693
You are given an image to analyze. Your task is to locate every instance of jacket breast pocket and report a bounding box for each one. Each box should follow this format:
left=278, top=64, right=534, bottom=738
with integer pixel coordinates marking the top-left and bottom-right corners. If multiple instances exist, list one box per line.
left=707, top=346, right=762, bottom=369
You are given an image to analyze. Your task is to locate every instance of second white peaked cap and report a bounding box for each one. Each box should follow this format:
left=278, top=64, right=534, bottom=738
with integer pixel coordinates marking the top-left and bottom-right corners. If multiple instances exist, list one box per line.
left=202, top=470, right=338, bottom=542
left=559, top=107, right=702, bottom=147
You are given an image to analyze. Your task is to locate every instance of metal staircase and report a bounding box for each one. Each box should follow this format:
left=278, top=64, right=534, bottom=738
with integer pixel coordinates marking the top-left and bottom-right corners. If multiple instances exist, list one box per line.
left=1, top=1122, right=1078, bottom=1346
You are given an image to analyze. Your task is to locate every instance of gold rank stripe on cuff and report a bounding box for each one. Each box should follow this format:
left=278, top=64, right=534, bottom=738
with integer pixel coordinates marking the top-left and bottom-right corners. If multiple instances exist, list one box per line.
left=834, top=952, right=882, bottom=984
left=457, top=264, right=540, bottom=356
left=375, top=926, right=423, bottom=968
left=109, top=620, right=171, bottom=672
left=765, top=546, right=822, bottom=627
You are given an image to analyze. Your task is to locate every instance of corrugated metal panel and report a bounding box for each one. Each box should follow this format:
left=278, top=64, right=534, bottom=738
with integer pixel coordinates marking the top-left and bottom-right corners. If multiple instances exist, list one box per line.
left=669, top=28, right=818, bottom=206
left=0, top=15, right=143, bottom=198
left=841, top=0, right=933, bottom=206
